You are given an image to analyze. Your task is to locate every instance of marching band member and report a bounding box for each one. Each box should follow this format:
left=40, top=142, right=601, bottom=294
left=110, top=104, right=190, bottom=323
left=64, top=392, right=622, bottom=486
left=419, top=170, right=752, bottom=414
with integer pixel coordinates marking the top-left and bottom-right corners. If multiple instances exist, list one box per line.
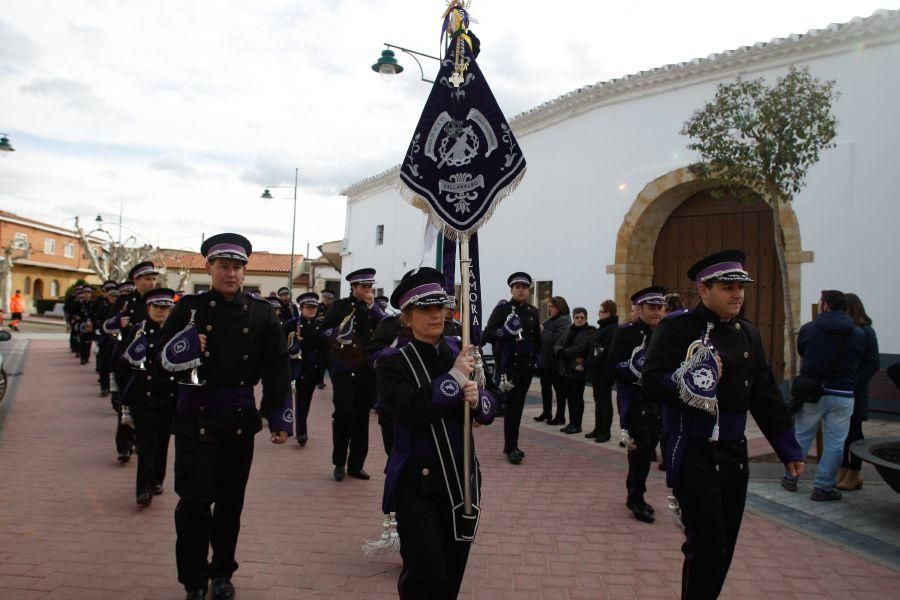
left=320, top=268, right=386, bottom=481
left=376, top=268, right=495, bottom=597
left=642, top=250, right=804, bottom=599
left=482, top=272, right=541, bottom=464
left=158, top=233, right=292, bottom=600
left=283, top=292, right=325, bottom=446
left=94, top=280, right=119, bottom=396
left=607, top=286, right=666, bottom=523
left=117, top=287, right=179, bottom=507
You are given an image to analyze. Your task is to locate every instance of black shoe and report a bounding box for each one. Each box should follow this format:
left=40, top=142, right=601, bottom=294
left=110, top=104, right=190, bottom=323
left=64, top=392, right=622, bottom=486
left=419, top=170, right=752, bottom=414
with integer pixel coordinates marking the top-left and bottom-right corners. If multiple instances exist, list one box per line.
left=297, top=434, right=308, bottom=446
left=585, top=429, right=599, bottom=438
left=184, top=586, right=207, bottom=600
left=211, top=577, right=235, bottom=600
left=136, top=493, right=152, bottom=507
left=595, top=433, right=611, bottom=443
left=516, top=448, right=526, bottom=458
left=100, top=389, right=109, bottom=397
left=533, top=413, right=550, bottom=422
left=151, top=483, right=164, bottom=496
left=117, top=450, right=131, bottom=463
left=626, top=499, right=655, bottom=523
left=333, top=466, right=345, bottom=482
left=546, top=417, right=565, bottom=425
left=561, top=424, right=582, bottom=434
left=317, top=383, right=326, bottom=390
left=811, top=487, right=842, bottom=502
left=642, top=501, right=655, bottom=515
left=781, top=477, right=798, bottom=492
left=348, top=469, right=370, bottom=480
left=506, top=449, right=523, bottom=465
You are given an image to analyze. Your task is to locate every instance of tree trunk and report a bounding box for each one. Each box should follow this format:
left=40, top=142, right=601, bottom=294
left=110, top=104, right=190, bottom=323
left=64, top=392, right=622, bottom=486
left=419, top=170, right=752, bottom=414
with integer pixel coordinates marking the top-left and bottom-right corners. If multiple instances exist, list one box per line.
left=768, top=188, right=798, bottom=381
left=74, top=220, right=109, bottom=281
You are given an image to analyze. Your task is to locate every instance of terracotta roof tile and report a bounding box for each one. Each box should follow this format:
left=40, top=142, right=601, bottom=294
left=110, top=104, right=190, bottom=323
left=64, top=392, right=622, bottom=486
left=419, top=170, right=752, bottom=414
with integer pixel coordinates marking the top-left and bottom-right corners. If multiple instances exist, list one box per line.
left=158, top=250, right=303, bottom=273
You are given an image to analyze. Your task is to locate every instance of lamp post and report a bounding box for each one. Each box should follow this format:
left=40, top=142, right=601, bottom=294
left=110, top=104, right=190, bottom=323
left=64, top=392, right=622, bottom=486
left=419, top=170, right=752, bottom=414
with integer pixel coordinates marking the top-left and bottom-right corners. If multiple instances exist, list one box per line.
left=371, top=43, right=441, bottom=83
left=371, top=43, right=444, bottom=269
left=0, top=133, right=15, bottom=152
left=260, top=167, right=299, bottom=291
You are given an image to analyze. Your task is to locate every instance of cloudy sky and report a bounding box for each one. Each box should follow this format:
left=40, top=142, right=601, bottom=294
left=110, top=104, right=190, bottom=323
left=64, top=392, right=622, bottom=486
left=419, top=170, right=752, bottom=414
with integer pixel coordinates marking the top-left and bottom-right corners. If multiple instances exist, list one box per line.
left=0, top=0, right=889, bottom=255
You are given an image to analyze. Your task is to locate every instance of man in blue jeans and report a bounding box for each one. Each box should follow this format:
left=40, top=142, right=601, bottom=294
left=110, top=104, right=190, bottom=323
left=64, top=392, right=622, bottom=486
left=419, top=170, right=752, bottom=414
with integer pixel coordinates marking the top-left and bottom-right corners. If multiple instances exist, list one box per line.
left=783, top=289, right=865, bottom=501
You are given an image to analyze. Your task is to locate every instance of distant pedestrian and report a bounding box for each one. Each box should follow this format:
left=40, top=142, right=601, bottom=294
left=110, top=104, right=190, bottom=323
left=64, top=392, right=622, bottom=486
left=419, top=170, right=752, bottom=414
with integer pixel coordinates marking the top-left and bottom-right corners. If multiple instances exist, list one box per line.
left=836, top=293, right=880, bottom=491
left=555, top=307, right=595, bottom=434
left=535, top=296, right=570, bottom=423
left=8, top=289, right=24, bottom=331
left=585, top=300, right=618, bottom=442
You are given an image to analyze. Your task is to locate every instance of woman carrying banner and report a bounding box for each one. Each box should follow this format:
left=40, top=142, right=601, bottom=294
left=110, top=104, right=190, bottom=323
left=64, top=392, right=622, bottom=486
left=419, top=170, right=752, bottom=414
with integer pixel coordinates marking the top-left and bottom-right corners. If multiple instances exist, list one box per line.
left=376, top=268, right=496, bottom=598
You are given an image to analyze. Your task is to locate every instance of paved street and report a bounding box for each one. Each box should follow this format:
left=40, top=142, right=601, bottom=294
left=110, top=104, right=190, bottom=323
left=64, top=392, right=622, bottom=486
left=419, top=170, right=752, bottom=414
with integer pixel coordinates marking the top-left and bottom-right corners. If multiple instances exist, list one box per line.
left=1, top=339, right=899, bottom=599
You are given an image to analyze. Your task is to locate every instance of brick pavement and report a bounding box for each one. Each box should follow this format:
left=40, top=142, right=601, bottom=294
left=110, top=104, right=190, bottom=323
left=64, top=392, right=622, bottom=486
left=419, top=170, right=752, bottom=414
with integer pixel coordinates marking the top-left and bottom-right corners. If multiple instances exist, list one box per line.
left=0, top=340, right=898, bottom=599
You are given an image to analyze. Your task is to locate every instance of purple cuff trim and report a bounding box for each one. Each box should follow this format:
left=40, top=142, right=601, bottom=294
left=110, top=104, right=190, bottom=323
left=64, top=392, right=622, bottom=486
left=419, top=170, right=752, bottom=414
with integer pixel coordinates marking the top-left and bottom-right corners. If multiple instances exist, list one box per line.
left=696, top=261, right=744, bottom=282
left=768, top=426, right=804, bottom=464
left=474, top=388, right=496, bottom=424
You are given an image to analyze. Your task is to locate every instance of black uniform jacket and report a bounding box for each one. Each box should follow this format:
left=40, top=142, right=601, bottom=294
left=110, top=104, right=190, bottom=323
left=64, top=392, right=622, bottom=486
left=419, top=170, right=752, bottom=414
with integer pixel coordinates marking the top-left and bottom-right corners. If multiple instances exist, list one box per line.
left=642, top=302, right=802, bottom=488
left=482, top=299, right=541, bottom=367
left=159, top=288, right=290, bottom=415
left=320, top=296, right=385, bottom=373
left=282, top=315, right=325, bottom=377
left=118, top=319, right=179, bottom=408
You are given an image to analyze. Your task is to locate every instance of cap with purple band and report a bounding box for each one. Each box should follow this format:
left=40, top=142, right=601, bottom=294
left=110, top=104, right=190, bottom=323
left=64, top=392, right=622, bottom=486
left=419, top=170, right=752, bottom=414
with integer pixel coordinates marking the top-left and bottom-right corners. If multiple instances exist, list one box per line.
left=346, top=268, right=376, bottom=285
left=631, top=286, right=666, bottom=306
left=296, top=292, right=319, bottom=306
left=507, top=271, right=533, bottom=288
left=390, top=267, right=450, bottom=310
left=687, top=250, right=754, bottom=284
left=145, top=288, right=176, bottom=306
left=200, top=233, right=252, bottom=264
left=128, top=261, right=159, bottom=281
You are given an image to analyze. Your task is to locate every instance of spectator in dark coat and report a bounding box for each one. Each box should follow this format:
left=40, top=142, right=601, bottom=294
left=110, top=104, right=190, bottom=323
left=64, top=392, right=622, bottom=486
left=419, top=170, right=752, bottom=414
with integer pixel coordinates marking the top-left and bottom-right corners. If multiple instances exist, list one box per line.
left=554, top=307, right=596, bottom=434
left=585, top=300, right=618, bottom=442
left=783, top=290, right=866, bottom=501
left=836, top=293, right=880, bottom=491
left=537, top=297, right=571, bottom=424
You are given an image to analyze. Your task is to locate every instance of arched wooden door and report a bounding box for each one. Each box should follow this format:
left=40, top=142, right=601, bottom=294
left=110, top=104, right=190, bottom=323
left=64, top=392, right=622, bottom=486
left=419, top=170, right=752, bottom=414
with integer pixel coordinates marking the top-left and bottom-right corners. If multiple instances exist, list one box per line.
left=652, top=189, right=785, bottom=377
left=33, top=278, right=45, bottom=300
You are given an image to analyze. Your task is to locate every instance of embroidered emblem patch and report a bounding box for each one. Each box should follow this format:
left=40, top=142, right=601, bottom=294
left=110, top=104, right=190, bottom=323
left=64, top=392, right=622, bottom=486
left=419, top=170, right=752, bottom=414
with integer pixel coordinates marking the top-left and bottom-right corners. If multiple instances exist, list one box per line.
left=282, top=408, right=294, bottom=423
left=440, top=379, right=461, bottom=397
left=690, top=367, right=716, bottom=391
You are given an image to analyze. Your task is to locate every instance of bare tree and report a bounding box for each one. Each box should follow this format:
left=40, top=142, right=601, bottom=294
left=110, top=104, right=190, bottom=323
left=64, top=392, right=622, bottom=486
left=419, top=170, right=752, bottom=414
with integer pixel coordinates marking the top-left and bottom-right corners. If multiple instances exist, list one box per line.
left=73, top=217, right=156, bottom=282
left=0, top=238, right=32, bottom=312
left=681, top=65, right=839, bottom=379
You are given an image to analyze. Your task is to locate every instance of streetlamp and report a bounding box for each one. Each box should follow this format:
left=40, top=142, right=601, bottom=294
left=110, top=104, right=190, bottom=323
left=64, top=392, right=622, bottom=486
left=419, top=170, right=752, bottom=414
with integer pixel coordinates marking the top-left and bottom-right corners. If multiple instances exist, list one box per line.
left=371, top=43, right=445, bottom=269
left=371, top=43, right=441, bottom=84
left=260, top=167, right=299, bottom=291
left=0, top=133, right=15, bottom=152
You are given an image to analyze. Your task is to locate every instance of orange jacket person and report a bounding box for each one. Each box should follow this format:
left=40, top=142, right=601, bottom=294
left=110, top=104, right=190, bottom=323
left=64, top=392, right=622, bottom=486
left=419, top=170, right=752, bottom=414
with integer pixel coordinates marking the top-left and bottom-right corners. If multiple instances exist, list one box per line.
left=9, top=290, right=25, bottom=331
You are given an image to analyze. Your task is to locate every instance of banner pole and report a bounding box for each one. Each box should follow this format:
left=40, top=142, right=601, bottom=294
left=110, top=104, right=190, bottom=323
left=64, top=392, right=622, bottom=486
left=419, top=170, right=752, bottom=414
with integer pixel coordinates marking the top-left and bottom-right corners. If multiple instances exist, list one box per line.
left=459, top=233, right=473, bottom=514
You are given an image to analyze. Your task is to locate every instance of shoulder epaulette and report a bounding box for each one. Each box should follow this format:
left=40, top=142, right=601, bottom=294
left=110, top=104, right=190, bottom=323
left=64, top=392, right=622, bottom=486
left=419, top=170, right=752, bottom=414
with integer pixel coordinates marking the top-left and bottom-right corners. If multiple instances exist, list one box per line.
left=664, top=308, right=693, bottom=320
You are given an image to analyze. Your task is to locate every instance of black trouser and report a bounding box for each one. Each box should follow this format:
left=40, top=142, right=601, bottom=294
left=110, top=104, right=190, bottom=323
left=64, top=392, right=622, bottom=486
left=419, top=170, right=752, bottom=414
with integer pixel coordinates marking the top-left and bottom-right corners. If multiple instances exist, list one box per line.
left=626, top=409, right=658, bottom=502
left=841, top=413, right=865, bottom=471
left=69, top=328, right=79, bottom=353
left=675, top=441, right=749, bottom=600
left=294, top=380, right=316, bottom=438
left=562, top=375, right=586, bottom=427
left=502, top=365, right=533, bottom=454
left=331, top=370, right=373, bottom=471
left=173, top=410, right=257, bottom=592
left=133, top=401, right=175, bottom=497
left=539, top=368, right=564, bottom=419
left=78, top=336, right=92, bottom=363
left=591, top=376, right=613, bottom=436
left=114, top=396, right=135, bottom=456
left=97, top=369, right=111, bottom=393
left=396, top=460, right=472, bottom=599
